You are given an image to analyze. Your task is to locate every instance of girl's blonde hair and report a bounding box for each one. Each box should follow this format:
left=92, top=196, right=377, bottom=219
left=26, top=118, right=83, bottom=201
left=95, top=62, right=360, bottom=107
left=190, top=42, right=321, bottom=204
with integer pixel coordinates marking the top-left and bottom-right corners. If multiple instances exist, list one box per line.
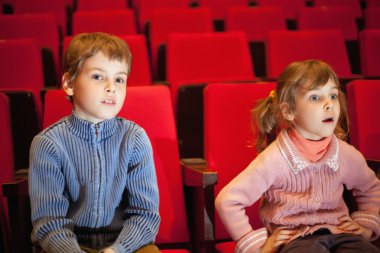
left=253, top=60, right=349, bottom=153
left=62, top=32, right=132, bottom=85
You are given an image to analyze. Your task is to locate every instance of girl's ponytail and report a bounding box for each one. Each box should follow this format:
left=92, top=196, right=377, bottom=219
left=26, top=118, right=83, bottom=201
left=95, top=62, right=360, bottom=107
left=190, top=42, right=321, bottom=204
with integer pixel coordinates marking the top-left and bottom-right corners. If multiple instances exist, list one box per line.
left=252, top=91, right=281, bottom=153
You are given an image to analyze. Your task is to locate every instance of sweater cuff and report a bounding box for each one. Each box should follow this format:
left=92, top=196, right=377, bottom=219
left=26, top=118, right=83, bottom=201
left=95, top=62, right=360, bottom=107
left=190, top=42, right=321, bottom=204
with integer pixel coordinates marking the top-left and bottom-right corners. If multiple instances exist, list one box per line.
left=235, top=228, right=268, bottom=253
left=351, top=211, right=380, bottom=241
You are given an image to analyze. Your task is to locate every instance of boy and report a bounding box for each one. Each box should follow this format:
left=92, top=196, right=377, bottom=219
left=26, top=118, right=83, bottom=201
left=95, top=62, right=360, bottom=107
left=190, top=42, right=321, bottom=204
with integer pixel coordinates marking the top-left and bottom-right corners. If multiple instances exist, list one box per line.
left=28, top=32, right=160, bottom=253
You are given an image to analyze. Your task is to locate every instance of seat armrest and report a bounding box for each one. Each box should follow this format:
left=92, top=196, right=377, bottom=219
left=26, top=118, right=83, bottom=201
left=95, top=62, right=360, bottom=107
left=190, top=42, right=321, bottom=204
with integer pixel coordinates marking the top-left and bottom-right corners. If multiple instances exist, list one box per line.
left=367, top=159, right=380, bottom=179
left=181, top=158, right=218, bottom=253
left=2, top=178, right=32, bottom=252
left=181, top=158, right=217, bottom=187
left=2, top=178, right=29, bottom=197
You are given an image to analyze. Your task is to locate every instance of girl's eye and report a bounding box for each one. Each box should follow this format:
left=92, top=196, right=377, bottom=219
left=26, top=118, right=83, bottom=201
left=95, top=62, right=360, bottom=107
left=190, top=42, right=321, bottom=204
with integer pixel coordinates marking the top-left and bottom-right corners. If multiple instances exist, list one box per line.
left=92, top=74, right=103, bottom=80
left=330, top=93, right=338, bottom=100
left=309, top=95, right=319, bottom=102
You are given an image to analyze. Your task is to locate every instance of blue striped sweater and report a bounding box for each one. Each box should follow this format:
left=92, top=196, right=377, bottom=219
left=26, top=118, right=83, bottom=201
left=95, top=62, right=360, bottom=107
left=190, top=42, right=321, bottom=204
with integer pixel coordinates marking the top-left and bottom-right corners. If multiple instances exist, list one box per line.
left=28, top=113, right=160, bottom=253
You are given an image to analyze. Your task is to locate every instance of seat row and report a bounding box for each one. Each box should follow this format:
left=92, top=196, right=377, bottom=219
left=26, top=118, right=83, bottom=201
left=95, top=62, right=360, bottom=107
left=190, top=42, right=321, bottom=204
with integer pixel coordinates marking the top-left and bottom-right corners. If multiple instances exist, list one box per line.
left=1, top=3, right=380, bottom=81
left=1, top=29, right=380, bottom=170
left=3, top=0, right=379, bottom=33
left=1, top=79, right=379, bottom=253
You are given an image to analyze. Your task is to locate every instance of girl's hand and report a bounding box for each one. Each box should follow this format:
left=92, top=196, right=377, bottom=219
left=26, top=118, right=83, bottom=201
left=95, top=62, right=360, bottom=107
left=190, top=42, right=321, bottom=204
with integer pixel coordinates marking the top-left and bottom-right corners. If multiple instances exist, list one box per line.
left=338, top=216, right=372, bottom=240
left=261, top=226, right=297, bottom=253
left=102, top=248, right=117, bottom=253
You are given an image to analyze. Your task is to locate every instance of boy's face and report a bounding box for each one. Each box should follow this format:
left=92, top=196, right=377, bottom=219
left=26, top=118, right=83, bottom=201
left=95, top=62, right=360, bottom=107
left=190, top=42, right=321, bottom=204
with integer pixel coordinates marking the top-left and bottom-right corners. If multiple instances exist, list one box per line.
left=63, top=51, right=129, bottom=124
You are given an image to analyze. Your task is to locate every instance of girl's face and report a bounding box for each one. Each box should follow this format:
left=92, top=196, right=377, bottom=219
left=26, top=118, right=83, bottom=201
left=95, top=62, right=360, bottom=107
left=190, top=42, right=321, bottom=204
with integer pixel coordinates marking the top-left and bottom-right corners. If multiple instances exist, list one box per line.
left=63, top=51, right=129, bottom=124
left=284, top=79, right=340, bottom=140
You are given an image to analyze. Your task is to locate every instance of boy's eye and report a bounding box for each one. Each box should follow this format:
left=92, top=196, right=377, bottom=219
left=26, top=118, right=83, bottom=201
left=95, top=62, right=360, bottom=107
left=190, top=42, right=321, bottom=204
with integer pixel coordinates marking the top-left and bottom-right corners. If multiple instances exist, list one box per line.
left=115, top=77, right=125, bottom=84
left=309, top=95, right=319, bottom=102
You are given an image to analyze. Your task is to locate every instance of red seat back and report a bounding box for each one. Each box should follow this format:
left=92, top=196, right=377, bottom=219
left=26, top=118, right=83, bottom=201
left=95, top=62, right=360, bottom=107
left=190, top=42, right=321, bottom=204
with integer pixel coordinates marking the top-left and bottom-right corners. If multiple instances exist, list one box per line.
left=0, top=38, right=44, bottom=118
left=72, top=10, right=137, bottom=35
left=76, top=0, right=128, bottom=11
left=297, top=7, right=358, bottom=41
left=266, top=29, right=352, bottom=78
left=150, top=7, right=213, bottom=79
left=197, top=0, right=249, bottom=20
left=257, top=0, right=306, bottom=20
left=0, top=13, right=60, bottom=77
left=226, top=6, right=287, bottom=42
left=167, top=32, right=255, bottom=109
left=138, top=0, right=189, bottom=32
left=313, top=0, right=362, bottom=18
left=359, top=29, right=380, bottom=76
left=0, top=38, right=44, bottom=91
left=346, top=80, right=380, bottom=160
left=364, top=7, right=380, bottom=29
left=204, top=82, right=276, bottom=240
left=12, top=0, right=68, bottom=35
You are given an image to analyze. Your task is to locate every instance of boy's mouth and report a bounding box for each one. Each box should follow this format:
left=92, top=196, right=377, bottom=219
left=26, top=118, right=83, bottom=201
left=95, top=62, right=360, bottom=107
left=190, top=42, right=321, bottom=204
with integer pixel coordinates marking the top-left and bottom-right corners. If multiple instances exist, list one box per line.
left=102, top=99, right=116, bottom=104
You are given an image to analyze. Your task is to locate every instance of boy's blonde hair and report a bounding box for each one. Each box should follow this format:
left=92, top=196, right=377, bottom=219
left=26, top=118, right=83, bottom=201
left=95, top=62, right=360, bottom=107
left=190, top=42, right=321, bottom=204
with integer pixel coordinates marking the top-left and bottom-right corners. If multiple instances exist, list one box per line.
left=253, top=59, right=349, bottom=152
left=62, top=32, right=132, bottom=85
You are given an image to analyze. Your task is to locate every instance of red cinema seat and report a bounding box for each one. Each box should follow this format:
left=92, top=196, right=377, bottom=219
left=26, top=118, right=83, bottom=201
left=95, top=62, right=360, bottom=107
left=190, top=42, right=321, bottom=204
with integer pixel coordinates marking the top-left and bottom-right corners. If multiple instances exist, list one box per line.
left=76, top=0, right=128, bottom=11
left=364, top=7, right=380, bottom=29
left=346, top=79, right=380, bottom=160
left=149, top=7, right=213, bottom=81
left=0, top=93, right=14, bottom=253
left=313, top=0, right=363, bottom=18
left=204, top=82, right=276, bottom=251
left=225, top=6, right=287, bottom=77
left=265, top=30, right=352, bottom=79
left=12, top=0, right=69, bottom=36
left=359, top=29, right=380, bottom=77
left=0, top=13, right=60, bottom=86
left=72, top=9, right=137, bottom=35
left=138, top=0, right=189, bottom=33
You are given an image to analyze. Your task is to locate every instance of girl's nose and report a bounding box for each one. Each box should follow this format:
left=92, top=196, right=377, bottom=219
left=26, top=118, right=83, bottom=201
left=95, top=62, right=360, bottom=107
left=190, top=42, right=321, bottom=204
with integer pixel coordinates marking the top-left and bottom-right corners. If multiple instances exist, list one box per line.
left=324, top=102, right=333, bottom=111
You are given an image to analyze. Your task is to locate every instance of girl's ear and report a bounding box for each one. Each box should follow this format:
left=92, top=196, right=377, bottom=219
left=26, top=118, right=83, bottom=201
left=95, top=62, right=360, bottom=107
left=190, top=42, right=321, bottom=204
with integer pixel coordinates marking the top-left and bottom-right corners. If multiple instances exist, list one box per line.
left=280, top=102, right=295, bottom=121
left=62, top=73, right=74, bottom=96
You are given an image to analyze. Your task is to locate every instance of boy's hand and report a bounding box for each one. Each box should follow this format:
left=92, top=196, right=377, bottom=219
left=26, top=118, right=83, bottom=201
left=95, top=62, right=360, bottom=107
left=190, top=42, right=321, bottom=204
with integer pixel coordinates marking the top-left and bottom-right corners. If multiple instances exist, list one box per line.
left=338, top=216, right=372, bottom=240
left=261, top=226, right=296, bottom=253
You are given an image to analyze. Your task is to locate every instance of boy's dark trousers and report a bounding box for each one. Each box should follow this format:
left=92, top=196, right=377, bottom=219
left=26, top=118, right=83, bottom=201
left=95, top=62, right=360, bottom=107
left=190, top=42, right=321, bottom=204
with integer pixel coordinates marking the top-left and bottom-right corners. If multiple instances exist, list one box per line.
left=279, top=231, right=380, bottom=253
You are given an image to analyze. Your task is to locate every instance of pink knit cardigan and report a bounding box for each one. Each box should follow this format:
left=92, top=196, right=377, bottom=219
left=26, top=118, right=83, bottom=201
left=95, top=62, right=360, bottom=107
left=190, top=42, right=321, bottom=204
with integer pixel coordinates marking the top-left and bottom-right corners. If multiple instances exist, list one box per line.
left=215, top=130, right=380, bottom=253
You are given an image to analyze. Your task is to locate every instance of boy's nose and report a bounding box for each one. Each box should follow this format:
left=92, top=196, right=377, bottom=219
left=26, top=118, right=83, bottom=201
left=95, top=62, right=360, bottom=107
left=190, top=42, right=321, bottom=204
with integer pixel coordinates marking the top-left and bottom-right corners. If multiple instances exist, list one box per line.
left=106, top=82, right=116, bottom=93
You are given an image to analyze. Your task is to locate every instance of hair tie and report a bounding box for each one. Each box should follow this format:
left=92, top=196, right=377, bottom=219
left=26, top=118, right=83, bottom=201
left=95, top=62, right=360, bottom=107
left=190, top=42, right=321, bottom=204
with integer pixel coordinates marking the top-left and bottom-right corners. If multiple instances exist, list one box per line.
left=269, top=90, right=276, bottom=99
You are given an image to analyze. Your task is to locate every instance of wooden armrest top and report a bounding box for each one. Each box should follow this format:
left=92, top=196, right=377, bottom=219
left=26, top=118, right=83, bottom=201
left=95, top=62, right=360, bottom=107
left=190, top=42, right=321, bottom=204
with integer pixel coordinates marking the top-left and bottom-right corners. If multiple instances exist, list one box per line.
left=2, top=178, right=29, bottom=197
left=181, top=158, right=217, bottom=187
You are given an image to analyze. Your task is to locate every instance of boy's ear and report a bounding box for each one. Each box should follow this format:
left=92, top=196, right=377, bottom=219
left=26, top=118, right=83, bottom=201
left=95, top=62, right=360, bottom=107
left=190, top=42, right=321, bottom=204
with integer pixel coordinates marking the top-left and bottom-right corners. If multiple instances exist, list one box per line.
left=62, top=73, right=74, bottom=96
left=280, top=102, right=294, bottom=121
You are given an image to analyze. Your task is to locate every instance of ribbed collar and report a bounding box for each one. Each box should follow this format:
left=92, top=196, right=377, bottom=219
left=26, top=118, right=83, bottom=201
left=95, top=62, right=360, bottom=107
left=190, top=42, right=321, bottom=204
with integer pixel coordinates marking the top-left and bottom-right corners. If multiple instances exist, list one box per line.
left=66, top=111, right=118, bottom=143
left=288, top=128, right=332, bottom=163
left=276, top=129, right=339, bottom=174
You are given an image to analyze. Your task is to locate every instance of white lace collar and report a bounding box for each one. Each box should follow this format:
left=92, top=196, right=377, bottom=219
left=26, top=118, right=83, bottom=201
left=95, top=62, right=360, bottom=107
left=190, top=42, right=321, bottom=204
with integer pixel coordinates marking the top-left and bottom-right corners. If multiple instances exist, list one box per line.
left=276, top=130, right=339, bottom=174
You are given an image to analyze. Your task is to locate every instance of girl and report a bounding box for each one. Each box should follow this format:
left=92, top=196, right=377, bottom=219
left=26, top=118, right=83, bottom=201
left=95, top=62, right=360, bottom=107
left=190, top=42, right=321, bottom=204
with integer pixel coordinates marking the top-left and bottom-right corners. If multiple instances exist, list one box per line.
left=215, top=60, right=380, bottom=253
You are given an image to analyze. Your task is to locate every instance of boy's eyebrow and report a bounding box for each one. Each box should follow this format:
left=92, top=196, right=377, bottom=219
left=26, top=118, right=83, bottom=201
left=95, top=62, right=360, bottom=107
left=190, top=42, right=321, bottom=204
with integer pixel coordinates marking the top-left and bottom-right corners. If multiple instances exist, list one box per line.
left=88, top=67, right=128, bottom=76
left=116, top=71, right=129, bottom=76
